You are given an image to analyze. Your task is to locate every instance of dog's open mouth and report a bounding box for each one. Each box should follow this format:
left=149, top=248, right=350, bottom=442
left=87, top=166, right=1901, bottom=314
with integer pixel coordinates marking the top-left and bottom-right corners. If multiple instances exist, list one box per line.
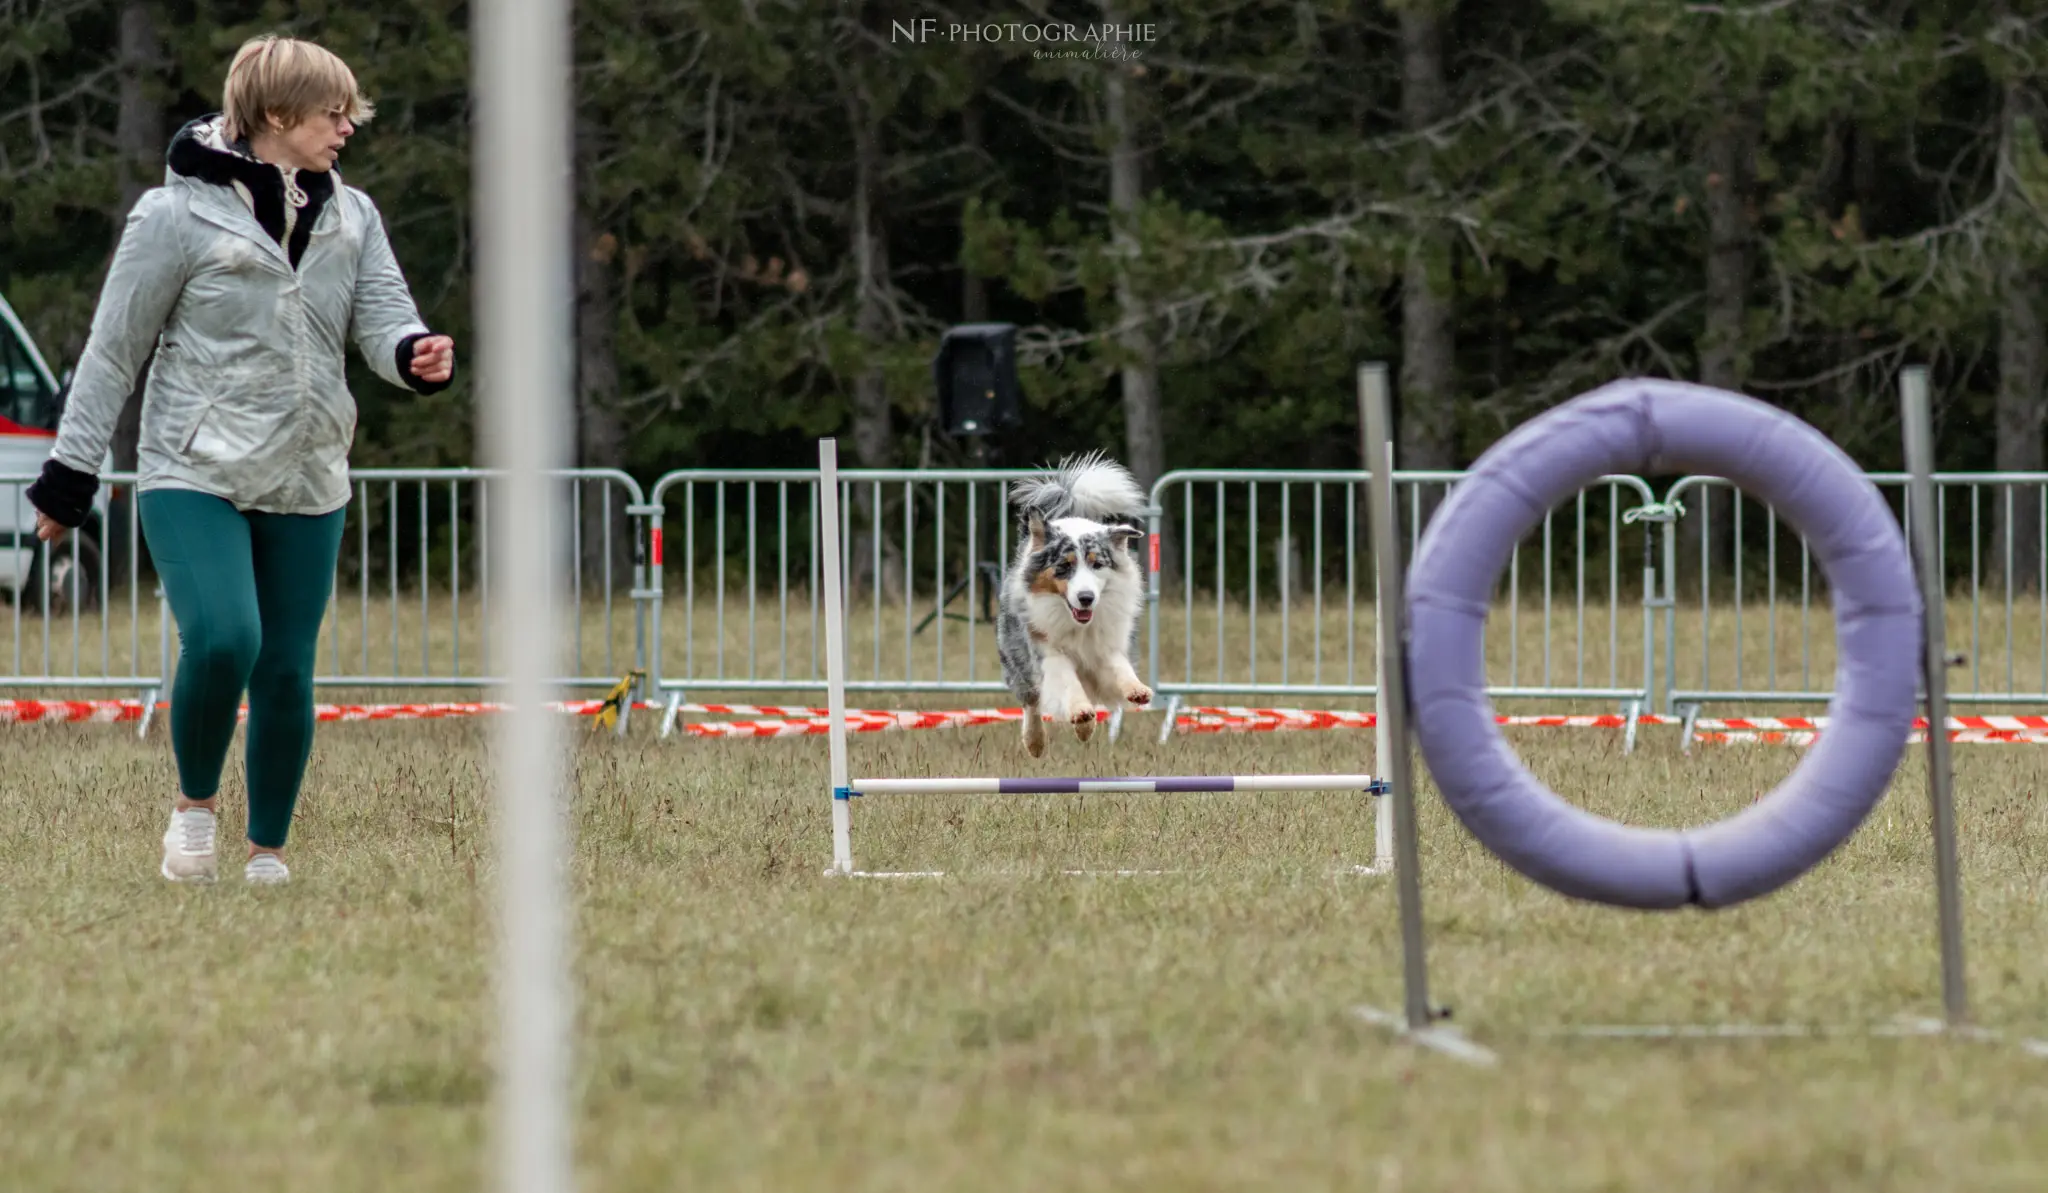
left=1069, top=606, right=1094, bottom=624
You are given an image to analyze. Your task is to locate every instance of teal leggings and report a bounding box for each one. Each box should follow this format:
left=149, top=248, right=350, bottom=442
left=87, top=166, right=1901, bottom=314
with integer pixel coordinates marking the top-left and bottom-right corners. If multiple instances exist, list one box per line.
left=141, top=490, right=344, bottom=849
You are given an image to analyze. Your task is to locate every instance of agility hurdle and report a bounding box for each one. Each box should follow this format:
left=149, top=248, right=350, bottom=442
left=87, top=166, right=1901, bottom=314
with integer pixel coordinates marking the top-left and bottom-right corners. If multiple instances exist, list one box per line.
left=815, top=437, right=1394, bottom=879
left=1351, top=363, right=2030, bottom=1066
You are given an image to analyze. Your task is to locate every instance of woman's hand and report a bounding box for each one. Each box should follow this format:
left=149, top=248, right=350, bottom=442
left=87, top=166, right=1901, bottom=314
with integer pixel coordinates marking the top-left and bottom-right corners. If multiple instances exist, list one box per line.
left=409, top=334, right=455, bottom=384
left=34, top=510, right=65, bottom=545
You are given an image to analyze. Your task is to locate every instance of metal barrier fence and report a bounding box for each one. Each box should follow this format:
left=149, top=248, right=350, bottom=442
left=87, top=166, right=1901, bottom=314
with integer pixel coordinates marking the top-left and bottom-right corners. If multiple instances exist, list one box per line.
left=643, top=468, right=1045, bottom=735
left=2, top=468, right=651, bottom=730
left=1143, top=470, right=1665, bottom=718
left=15, top=464, right=2048, bottom=729
left=310, top=468, right=649, bottom=696
left=638, top=465, right=1667, bottom=736
left=1661, top=472, right=2048, bottom=716
left=1, top=471, right=169, bottom=715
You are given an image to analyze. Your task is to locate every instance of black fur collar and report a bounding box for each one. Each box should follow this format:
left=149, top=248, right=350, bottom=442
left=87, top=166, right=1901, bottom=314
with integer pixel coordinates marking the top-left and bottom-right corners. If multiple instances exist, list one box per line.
left=166, top=114, right=335, bottom=268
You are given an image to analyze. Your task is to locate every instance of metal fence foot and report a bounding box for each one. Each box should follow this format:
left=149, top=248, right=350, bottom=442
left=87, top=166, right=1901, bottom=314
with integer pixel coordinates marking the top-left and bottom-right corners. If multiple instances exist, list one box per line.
left=658, top=690, right=683, bottom=739
left=137, top=686, right=160, bottom=740
left=1677, top=702, right=1701, bottom=754
left=1156, top=693, right=1182, bottom=743
left=1622, top=699, right=1643, bottom=756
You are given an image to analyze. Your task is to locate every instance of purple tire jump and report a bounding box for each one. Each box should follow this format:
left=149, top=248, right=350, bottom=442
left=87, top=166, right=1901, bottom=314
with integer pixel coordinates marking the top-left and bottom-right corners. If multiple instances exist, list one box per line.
left=1405, top=379, right=1921, bottom=910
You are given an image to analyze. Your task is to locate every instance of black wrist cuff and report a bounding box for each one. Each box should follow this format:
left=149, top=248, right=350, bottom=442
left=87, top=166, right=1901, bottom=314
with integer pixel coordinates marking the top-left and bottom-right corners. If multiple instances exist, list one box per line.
left=396, top=332, right=452, bottom=395
left=26, top=457, right=98, bottom=528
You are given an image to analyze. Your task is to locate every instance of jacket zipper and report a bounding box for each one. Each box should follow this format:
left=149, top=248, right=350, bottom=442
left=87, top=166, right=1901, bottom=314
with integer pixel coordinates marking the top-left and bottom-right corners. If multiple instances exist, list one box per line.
left=280, top=165, right=306, bottom=258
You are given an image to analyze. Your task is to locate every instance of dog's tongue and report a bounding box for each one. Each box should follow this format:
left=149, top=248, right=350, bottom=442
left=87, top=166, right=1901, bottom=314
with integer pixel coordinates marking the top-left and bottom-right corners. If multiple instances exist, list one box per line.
left=1072, top=607, right=1093, bottom=624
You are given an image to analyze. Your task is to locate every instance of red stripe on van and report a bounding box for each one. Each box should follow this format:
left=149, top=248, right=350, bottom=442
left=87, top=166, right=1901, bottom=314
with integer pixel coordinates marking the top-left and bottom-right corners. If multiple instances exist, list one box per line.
left=0, top=416, right=55, bottom=438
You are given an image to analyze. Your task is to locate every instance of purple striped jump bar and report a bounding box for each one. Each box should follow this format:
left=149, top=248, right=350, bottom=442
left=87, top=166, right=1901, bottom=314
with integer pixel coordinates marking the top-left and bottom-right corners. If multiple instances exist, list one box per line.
left=842, top=775, right=1389, bottom=797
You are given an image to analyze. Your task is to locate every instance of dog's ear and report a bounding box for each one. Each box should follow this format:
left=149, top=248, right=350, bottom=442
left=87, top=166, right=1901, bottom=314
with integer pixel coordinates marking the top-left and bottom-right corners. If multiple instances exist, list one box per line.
left=1111, top=525, right=1144, bottom=552
left=1026, top=512, right=1048, bottom=551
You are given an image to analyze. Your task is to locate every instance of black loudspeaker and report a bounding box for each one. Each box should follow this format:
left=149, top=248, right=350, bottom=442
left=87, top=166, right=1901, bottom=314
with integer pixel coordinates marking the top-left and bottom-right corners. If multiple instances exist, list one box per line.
left=932, top=323, right=1023, bottom=437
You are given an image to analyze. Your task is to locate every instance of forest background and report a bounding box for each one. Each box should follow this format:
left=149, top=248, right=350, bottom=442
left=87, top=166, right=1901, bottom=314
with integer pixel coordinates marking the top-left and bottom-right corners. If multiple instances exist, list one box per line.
left=4, top=0, right=2047, bottom=581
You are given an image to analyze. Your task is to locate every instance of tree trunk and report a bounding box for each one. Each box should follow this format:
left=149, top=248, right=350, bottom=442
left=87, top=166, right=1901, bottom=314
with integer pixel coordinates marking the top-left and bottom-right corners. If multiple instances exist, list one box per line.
left=108, top=0, right=162, bottom=586
left=843, top=65, right=903, bottom=605
left=1396, top=2, right=1456, bottom=545
left=1684, top=105, right=1757, bottom=598
left=1104, top=65, right=1163, bottom=496
left=961, top=94, right=989, bottom=325
left=1698, top=114, right=1757, bottom=397
left=1103, top=18, right=1169, bottom=591
left=1396, top=3, right=1455, bottom=465
left=1993, top=86, right=2046, bottom=593
left=1993, top=261, right=2044, bottom=593
left=574, top=193, right=631, bottom=587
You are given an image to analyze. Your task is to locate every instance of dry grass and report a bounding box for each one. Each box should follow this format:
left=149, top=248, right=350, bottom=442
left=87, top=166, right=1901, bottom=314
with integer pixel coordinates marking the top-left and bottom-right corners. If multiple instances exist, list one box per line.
left=2, top=716, right=2045, bottom=1191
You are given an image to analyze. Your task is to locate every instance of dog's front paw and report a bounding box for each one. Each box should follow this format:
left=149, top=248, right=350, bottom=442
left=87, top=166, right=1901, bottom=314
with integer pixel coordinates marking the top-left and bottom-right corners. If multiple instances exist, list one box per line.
left=1122, top=683, right=1153, bottom=707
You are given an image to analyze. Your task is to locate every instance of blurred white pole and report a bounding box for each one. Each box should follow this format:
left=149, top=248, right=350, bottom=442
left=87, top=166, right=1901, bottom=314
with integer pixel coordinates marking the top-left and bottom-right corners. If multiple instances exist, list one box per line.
left=476, top=0, right=575, bottom=1183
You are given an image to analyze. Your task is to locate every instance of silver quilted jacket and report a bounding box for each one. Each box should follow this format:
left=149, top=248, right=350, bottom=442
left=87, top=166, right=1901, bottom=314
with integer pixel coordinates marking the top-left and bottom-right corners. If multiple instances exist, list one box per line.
left=51, top=115, right=436, bottom=516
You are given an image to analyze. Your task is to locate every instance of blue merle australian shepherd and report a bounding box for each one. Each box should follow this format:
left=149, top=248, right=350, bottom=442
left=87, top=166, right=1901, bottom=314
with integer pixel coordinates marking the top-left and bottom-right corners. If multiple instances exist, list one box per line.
left=996, top=453, right=1153, bottom=755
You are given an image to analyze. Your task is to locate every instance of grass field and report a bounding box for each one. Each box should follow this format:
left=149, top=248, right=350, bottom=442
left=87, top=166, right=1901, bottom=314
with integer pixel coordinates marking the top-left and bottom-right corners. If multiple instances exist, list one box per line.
left=3, top=713, right=2045, bottom=1191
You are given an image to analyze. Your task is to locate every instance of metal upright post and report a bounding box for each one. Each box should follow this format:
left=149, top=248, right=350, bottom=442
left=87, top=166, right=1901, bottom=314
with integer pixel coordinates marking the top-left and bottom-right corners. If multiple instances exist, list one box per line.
left=820, top=438, right=855, bottom=875
left=1900, top=365, right=1969, bottom=1027
left=1360, top=363, right=1432, bottom=1031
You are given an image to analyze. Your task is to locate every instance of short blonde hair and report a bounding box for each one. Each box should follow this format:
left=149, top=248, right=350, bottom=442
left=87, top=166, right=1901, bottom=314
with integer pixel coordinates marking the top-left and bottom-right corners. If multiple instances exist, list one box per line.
left=222, top=35, right=375, bottom=143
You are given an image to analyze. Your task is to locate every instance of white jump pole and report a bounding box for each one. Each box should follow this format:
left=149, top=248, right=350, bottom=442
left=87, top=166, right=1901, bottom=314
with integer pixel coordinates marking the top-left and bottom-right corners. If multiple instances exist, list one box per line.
left=821, top=438, right=854, bottom=875
left=854, top=775, right=1390, bottom=795
left=1370, top=369, right=1396, bottom=873
left=477, top=0, right=575, bottom=1181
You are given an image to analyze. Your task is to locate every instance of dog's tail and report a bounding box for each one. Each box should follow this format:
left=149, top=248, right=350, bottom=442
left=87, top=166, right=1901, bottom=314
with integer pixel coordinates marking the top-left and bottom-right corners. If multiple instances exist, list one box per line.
left=1009, top=451, right=1147, bottom=526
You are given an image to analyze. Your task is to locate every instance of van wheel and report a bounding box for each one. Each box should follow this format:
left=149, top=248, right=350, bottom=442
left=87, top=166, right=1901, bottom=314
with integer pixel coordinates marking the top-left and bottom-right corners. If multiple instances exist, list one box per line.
left=25, top=533, right=103, bottom=616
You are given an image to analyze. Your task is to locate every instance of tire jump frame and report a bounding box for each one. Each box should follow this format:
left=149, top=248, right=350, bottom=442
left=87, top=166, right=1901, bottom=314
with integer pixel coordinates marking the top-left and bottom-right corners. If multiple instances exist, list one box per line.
left=815, top=437, right=1396, bottom=879
left=1358, top=364, right=1973, bottom=1062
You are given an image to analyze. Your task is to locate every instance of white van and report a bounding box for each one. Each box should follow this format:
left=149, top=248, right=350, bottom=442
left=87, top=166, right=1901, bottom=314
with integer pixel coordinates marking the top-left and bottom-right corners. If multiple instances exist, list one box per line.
left=0, top=289, right=107, bottom=613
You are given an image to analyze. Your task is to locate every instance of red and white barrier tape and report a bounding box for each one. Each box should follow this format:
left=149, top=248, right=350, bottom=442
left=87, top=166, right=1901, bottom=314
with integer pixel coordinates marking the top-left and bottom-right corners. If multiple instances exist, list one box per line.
left=676, top=708, right=1034, bottom=738
left=10, top=697, right=2048, bottom=746
left=1699, top=728, right=2048, bottom=747
left=1175, top=705, right=1671, bottom=731
left=1691, top=714, right=2048, bottom=732
left=0, top=698, right=657, bottom=725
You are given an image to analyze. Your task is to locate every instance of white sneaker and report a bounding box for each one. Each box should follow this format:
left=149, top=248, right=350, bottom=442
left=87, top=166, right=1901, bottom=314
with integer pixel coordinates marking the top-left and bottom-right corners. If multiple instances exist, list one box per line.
left=245, top=853, right=290, bottom=885
left=160, top=807, right=219, bottom=883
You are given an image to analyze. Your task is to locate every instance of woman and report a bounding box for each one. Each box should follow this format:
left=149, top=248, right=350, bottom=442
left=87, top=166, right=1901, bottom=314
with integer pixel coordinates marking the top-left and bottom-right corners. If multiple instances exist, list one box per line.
left=26, top=35, right=455, bottom=886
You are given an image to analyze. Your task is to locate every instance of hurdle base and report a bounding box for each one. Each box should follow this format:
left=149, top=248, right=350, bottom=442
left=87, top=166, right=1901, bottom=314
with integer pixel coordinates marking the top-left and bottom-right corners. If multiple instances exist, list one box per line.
left=1535, top=1014, right=2048, bottom=1056
left=826, top=863, right=1389, bottom=880
left=1350, top=1006, right=1499, bottom=1067
left=824, top=868, right=949, bottom=879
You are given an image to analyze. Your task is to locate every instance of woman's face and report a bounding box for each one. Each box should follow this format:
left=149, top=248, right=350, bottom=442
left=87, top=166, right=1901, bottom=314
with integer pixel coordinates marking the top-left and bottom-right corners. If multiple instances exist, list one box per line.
left=266, top=108, right=354, bottom=173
